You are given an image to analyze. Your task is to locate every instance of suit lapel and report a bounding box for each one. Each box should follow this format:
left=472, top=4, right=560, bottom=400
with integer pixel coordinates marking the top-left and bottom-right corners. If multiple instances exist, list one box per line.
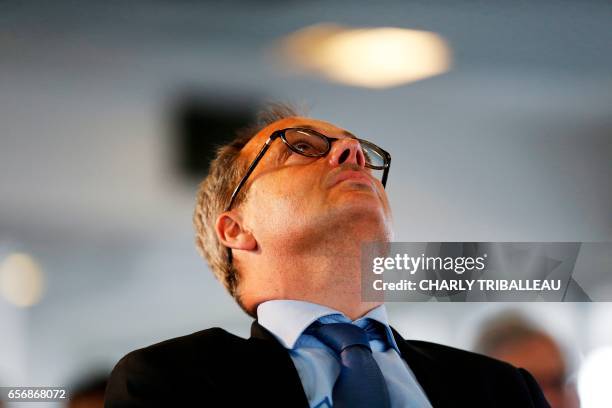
left=249, top=321, right=310, bottom=408
left=391, top=326, right=455, bottom=408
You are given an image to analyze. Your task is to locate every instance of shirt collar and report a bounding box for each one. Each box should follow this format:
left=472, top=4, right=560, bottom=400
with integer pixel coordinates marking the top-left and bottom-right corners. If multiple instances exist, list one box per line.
left=257, top=300, right=400, bottom=353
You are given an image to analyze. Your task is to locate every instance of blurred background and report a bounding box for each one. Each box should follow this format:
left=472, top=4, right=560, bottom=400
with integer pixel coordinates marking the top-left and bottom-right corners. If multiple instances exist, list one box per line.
left=1, top=1, right=611, bottom=407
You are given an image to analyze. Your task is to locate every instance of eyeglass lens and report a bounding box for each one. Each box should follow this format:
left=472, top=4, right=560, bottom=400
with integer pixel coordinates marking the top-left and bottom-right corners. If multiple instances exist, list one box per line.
left=283, top=129, right=386, bottom=169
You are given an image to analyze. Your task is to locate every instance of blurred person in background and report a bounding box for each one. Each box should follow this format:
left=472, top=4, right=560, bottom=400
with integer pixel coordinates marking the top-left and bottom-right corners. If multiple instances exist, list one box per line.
left=106, top=105, right=549, bottom=407
left=475, top=312, right=580, bottom=408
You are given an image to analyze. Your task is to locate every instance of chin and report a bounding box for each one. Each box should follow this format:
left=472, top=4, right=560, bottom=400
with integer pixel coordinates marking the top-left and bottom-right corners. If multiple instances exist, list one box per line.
left=330, top=194, right=391, bottom=235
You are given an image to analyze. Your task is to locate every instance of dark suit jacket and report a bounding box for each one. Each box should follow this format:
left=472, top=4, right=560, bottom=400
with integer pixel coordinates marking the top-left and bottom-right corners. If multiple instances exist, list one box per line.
left=105, top=322, right=550, bottom=407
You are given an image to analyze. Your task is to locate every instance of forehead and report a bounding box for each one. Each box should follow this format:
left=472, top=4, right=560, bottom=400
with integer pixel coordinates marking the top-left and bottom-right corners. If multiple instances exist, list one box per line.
left=240, top=116, right=353, bottom=158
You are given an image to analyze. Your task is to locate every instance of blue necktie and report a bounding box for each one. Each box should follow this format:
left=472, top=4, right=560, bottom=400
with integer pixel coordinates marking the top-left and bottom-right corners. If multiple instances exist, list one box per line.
left=309, top=322, right=391, bottom=408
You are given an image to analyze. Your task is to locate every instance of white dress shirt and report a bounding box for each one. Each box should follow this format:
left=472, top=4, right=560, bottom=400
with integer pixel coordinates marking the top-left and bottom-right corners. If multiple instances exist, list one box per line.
left=257, top=300, right=433, bottom=408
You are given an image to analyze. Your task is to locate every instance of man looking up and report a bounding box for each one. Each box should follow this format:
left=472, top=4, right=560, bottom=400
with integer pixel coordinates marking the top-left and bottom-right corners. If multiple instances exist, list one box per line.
left=105, top=105, right=550, bottom=407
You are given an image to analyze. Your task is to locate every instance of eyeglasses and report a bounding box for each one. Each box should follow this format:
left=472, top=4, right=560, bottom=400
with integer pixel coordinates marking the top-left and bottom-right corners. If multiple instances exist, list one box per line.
left=226, top=127, right=392, bottom=211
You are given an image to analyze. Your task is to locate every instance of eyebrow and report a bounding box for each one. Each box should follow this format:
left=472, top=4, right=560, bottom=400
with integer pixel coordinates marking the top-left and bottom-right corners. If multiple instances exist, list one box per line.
left=293, top=124, right=358, bottom=139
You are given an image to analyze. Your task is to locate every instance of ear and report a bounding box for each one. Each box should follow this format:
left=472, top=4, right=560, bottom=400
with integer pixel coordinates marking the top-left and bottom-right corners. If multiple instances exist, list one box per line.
left=215, top=211, right=257, bottom=251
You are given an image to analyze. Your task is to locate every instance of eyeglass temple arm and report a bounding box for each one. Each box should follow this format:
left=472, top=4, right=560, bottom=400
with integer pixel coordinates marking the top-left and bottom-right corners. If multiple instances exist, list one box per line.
left=380, top=153, right=391, bottom=188
left=226, top=134, right=278, bottom=210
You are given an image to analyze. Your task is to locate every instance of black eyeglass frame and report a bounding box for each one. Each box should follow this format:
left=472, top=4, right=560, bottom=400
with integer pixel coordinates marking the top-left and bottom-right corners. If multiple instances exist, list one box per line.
left=225, top=127, right=391, bottom=211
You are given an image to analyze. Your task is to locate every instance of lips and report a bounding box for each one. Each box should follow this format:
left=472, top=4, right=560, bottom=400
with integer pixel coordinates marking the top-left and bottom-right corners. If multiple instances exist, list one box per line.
left=327, top=169, right=373, bottom=188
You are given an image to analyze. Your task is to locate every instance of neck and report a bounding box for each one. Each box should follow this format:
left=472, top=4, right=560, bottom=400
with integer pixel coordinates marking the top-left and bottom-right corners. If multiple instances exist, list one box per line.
left=292, top=296, right=382, bottom=321
left=241, top=219, right=389, bottom=320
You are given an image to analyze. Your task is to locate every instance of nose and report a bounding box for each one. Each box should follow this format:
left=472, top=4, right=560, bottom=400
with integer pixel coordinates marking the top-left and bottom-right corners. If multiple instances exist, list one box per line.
left=327, top=138, right=366, bottom=168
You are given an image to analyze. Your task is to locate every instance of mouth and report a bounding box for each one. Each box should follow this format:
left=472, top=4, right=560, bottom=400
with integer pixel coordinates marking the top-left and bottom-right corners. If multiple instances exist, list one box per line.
left=327, top=169, right=373, bottom=188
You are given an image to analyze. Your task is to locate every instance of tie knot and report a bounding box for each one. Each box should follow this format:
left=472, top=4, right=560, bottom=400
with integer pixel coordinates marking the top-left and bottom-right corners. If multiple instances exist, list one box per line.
left=309, top=322, right=371, bottom=354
